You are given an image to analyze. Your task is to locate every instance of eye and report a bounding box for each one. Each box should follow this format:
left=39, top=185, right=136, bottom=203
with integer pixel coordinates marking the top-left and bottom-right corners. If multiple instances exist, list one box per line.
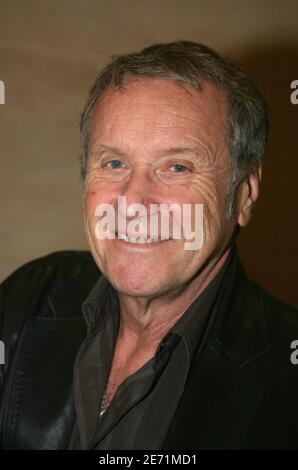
left=105, top=159, right=125, bottom=170
left=169, top=164, right=190, bottom=173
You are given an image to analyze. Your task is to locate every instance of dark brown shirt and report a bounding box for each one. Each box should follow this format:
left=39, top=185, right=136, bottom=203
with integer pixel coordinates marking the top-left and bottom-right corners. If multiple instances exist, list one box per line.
left=69, top=251, right=233, bottom=450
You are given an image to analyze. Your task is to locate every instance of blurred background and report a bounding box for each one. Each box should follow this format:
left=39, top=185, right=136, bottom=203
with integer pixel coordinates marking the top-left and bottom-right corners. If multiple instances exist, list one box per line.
left=0, top=0, right=297, bottom=305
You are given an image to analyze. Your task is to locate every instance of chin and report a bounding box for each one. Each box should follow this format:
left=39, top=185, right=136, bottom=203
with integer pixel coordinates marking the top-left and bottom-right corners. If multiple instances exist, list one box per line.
left=104, top=261, right=174, bottom=298
left=107, top=270, right=157, bottom=298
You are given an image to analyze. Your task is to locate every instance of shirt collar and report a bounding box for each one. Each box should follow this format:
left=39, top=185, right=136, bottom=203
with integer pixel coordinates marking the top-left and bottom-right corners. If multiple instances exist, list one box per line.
left=82, top=274, right=119, bottom=335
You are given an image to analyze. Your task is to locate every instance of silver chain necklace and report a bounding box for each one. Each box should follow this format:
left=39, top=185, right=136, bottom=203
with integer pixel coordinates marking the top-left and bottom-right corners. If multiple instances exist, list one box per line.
left=99, top=390, right=110, bottom=418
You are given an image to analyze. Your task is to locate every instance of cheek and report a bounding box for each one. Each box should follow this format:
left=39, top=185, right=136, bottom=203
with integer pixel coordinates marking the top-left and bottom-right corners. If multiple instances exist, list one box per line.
left=84, top=176, right=118, bottom=216
left=188, top=184, right=228, bottom=242
left=197, top=175, right=227, bottom=212
left=84, top=190, right=101, bottom=216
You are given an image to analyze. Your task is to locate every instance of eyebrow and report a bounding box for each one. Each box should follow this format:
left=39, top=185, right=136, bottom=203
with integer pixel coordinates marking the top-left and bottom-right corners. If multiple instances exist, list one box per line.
left=93, top=144, right=127, bottom=158
left=92, top=144, right=200, bottom=158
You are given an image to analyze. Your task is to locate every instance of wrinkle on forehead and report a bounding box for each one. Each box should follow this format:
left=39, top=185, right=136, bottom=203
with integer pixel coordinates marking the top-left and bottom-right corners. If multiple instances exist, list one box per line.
left=89, top=77, right=230, bottom=169
left=93, top=77, right=228, bottom=127
left=95, top=75, right=227, bottom=113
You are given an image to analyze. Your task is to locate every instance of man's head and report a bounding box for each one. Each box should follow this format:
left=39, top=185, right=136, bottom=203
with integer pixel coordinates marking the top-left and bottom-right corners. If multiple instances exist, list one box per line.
left=81, top=41, right=268, bottom=298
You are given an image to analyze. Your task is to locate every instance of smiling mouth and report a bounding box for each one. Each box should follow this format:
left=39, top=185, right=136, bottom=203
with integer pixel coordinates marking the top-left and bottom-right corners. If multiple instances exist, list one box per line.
left=117, top=233, right=171, bottom=244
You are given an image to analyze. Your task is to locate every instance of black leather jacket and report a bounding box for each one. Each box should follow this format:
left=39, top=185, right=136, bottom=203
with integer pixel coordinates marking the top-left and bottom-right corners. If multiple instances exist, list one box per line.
left=1, top=250, right=298, bottom=449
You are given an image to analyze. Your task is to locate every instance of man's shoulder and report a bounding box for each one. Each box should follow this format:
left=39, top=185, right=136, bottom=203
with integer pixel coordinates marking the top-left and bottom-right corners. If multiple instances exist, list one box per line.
left=2, top=250, right=97, bottom=293
left=0, top=251, right=100, bottom=338
left=254, top=281, right=298, bottom=323
left=247, top=277, right=298, bottom=344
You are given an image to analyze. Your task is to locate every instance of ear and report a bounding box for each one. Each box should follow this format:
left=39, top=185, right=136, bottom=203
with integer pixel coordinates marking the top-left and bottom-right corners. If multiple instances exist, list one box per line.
left=236, top=166, right=262, bottom=227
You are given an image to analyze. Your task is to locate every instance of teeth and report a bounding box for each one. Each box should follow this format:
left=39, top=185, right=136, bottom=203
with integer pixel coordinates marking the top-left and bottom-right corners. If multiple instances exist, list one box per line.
left=118, top=232, right=127, bottom=240
left=135, top=238, right=158, bottom=244
left=117, top=234, right=164, bottom=244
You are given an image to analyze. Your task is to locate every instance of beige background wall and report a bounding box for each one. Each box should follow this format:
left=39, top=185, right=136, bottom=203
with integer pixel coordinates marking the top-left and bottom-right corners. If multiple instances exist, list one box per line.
left=0, top=0, right=297, bottom=305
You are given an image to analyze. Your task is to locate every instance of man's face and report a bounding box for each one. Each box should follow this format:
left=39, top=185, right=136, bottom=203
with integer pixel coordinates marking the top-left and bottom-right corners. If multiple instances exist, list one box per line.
left=84, top=78, right=237, bottom=298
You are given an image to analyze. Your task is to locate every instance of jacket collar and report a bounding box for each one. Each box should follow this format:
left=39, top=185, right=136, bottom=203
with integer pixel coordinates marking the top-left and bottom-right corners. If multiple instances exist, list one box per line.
left=47, top=259, right=100, bottom=319
left=211, top=247, right=269, bottom=366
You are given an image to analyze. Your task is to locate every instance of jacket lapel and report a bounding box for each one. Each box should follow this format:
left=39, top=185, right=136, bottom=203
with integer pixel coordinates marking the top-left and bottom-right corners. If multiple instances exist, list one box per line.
left=163, top=336, right=266, bottom=449
left=164, top=252, right=269, bottom=450
left=2, top=262, right=100, bottom=449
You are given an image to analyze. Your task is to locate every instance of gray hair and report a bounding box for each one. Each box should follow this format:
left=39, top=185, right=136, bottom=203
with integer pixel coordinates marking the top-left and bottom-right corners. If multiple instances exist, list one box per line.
left=80, top=41, right=269, bottom=219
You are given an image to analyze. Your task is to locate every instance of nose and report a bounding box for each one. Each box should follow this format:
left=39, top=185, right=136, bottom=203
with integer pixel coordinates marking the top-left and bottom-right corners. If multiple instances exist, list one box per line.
left=117, top=165, right=157, bottom=219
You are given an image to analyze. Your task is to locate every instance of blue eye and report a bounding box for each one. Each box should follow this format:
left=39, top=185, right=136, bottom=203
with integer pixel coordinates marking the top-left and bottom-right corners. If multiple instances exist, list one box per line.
left=170, top=164, right=189, bottom=173
left=106, top=160, right=124, bottom=169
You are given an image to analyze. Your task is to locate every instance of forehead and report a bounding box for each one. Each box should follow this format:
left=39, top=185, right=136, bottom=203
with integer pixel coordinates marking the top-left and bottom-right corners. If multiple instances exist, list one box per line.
left=90, top=77, right=228, bottom=151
